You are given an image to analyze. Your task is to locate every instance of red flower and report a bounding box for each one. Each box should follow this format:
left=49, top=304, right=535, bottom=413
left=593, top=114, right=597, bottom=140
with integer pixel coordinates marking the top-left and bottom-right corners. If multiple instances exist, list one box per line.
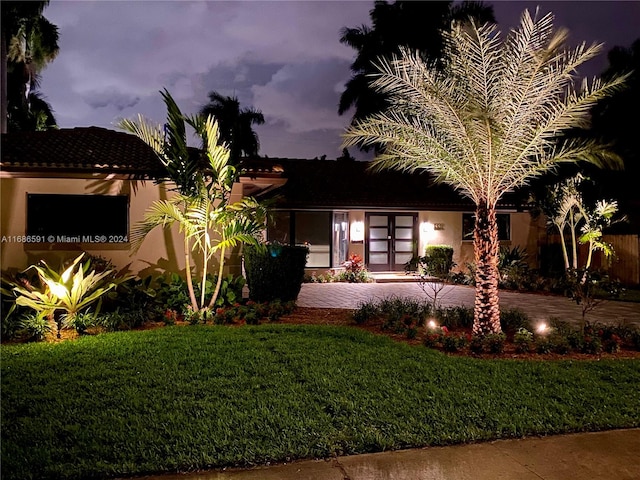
left=441, top=326, right=449, bottom=334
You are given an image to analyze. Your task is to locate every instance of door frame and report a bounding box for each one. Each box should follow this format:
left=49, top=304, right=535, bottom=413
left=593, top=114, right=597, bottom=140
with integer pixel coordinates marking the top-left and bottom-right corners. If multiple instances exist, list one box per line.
left=365, top=212, right=418, bottom=271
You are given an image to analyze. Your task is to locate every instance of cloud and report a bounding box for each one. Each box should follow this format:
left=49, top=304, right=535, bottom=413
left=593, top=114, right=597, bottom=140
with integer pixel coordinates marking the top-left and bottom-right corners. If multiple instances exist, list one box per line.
left=252, top=60, right=352, bottom=133
left=83, top=89, right=140, bottom=111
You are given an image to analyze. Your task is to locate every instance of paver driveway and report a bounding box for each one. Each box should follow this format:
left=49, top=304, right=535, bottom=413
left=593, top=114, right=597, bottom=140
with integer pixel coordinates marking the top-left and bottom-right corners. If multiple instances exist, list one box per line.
left=297, top=282, right=640, bottom=326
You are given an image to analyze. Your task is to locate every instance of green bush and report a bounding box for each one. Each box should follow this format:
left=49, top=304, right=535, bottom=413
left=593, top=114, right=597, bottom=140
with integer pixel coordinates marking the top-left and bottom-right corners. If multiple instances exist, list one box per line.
left=353, top=300, right=379, bottom=324
left=435, top=305, right=474, bottom=329
left=500, top=308, right=531, bottom=333
left=18, top=312, right=52, bottom=341
left=244, top=244, right=308, bottom=302
left=514, top=328, right=534, bottom=353
left=484, top=333, right=507, bottom=354
left=441, top=332, right=469, bottom=352
left=421, top=245, right=455, bottom=278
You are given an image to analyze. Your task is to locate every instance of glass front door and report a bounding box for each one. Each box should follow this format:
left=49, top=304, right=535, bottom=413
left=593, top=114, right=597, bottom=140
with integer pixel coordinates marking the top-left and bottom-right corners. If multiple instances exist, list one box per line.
left=366, top=213, right=417, bottom=271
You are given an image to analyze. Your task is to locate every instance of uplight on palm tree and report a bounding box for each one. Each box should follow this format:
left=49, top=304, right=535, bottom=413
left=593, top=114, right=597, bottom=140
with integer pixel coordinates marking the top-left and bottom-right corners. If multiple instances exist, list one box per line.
left=343, top=9, right=627, bottom=335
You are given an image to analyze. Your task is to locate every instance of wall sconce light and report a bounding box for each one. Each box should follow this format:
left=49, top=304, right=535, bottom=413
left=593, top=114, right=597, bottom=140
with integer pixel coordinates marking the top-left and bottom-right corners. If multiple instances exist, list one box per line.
left=421, top=222, right=435, bottom=234
left=350, top=221, right=364, bottom=243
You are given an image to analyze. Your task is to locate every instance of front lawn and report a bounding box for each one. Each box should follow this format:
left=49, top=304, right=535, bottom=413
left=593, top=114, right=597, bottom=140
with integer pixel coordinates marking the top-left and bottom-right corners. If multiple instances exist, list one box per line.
left=2, top=325, right=639, bottom=480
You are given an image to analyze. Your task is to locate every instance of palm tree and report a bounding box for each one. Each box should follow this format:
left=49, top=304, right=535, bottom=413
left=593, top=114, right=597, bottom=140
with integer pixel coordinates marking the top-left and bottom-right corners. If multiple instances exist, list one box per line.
left=338, top=0, right=494, bottom=150
left=199, top=91, right=265, bottom=164
left=342, top=9, right=627, bottom=335
left=1, top=0, right=59, bottom=132
left=119, top=90, right=267, bottom=312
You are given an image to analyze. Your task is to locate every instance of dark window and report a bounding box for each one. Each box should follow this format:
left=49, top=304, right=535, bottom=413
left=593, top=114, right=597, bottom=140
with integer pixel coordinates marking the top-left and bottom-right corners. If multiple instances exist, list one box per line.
left=266, top=211, right=291, bottom=244
left=462, top=213, right=510, bottom=241
left=266, top=211, right=332, bottom=268
left=27, top=194, right=128, bottom=239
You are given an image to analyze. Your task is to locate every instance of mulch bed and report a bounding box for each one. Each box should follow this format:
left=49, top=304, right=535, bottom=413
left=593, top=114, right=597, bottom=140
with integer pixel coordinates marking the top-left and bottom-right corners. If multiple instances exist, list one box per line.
left=8, top=307, right=640, bottom=360
left=278, top=308, right=640, bottom=361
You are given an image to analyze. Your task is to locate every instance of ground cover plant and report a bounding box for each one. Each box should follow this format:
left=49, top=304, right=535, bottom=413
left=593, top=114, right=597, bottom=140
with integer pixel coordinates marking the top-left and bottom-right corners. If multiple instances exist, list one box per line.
left=2, top=325, right=640, bottom=480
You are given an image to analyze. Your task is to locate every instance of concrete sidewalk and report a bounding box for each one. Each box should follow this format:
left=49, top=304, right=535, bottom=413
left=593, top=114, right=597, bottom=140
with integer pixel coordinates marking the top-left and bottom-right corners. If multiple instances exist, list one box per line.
left=296, top=282, right=640, bottom=326
left=137, top=429, right=640, bottom=480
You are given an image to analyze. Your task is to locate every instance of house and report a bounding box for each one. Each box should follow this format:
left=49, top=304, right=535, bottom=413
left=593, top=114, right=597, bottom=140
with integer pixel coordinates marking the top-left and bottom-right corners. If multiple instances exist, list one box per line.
left=6, top=127, right=634, bottom=284
left=248, top=158, right=545, bottom=274
left=0, top=127, right=283, bottom=276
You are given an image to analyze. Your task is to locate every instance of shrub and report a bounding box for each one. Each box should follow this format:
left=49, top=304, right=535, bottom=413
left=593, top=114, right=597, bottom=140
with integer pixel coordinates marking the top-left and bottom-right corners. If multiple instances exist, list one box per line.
left=339, top=253, right=372, bottom=283
left=435, top=306, right=473, bottom=329
left=484, top=333, right=507, bottom=354
left=421, top=245, right=455, bottom=278
left=500, top=308, right=530, bottom=333
left=514, top=328, right=534, bottom=353
left=353, top=300, right=379, bottom=325
left=18, top=312, right=52, bottom=341
left=441, top=332, right=469, bottom=352
left=64, top=311, right=97, bottom=334
left=549, top=333, right=571, bottom=355
left=244, top=244, right=308, bottom=302
left=469, top=335, right=485, bottom=354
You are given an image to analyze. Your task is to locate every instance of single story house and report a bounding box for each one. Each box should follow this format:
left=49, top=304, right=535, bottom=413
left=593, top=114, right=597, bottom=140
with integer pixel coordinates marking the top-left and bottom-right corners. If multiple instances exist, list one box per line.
left=9, top=127, right=635, bottom=283
left=248, top=157, right=545, bottom=273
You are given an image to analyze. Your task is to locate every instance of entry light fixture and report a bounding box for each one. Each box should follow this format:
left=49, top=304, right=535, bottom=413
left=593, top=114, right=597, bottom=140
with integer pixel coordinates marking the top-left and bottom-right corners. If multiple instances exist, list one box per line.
left=351, top=221, right=364, bottom=243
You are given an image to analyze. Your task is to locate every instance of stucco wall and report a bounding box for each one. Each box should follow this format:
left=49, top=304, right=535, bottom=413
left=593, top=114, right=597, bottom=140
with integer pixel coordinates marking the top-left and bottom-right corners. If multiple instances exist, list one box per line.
left=0, top=177, right=244, bottom=277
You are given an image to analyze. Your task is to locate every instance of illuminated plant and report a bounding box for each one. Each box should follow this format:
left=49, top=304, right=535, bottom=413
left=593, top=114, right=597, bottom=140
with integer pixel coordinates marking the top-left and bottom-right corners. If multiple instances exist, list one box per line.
left=13, top=253, right=117, bottom=337
left=119, top=90, right=267, bottom=312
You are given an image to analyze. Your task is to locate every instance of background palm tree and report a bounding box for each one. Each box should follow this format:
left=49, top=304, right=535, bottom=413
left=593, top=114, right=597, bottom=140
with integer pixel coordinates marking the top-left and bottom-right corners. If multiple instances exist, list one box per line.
left=1, top=0, right=59, bottom=132
left=338, top=0, right=494, bottom=151
left=343, top=9, right=627, bottom=335
left=199, top=91, right=265, bottom=164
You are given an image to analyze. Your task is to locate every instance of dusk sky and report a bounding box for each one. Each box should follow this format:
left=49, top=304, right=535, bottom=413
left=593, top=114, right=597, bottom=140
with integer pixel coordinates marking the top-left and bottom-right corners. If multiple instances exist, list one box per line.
left=40, top=1, right=640, bottom=161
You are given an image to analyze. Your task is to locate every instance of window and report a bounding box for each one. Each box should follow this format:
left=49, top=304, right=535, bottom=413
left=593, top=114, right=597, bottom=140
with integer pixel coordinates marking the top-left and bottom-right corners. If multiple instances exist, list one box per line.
left=295, top=212, right=331, bottom=268
left=332, top=212, right=349, bottom=267
left=462, top=213, right=510, bottom=241
left=27, top=194, right=128, bottom=241
left=266, top=210, right=332, bottom=268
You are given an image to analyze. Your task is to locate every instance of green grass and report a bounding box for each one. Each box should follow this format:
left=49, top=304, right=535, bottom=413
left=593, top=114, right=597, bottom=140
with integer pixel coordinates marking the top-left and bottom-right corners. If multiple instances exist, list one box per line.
left=2, top=325, right=640, bottom=480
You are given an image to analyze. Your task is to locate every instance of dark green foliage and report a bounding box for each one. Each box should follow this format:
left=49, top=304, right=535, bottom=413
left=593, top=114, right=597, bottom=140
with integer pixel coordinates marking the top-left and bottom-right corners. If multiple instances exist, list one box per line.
left=499, top=308, right=531, bottom=333
left=421, top=245, right=455, bottom=278
left=441, top=333, right=469, bottom=352
left=514, top=328, right=534, bottom=353
left=352, top=300, right=379, bottom=324
left=483, top=333, right=506, bottom=354
left=244, top=244, right=308, bottom=302
left=17, top=313, right=51, bottom=341
left=435, top=305, right=474, bottom=329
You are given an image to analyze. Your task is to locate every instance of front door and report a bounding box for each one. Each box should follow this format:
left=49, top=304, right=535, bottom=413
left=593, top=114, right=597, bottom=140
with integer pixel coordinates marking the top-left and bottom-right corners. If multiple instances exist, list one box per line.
left=366, top=213, right=417, bottom=271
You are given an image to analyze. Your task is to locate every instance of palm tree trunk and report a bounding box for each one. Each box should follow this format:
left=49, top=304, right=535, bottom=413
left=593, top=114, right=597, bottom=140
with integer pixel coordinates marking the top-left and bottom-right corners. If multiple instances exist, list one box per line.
left=183, top=236, right=198, bottom=311
left=472, top=204, right=501, bottom=336
left=208, top=244, right=226, bottom=310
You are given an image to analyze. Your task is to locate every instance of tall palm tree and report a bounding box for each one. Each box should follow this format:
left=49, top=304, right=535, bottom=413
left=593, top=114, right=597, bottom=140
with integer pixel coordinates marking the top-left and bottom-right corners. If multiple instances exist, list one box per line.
left=343, top=9, right=627, bottom=335
left=199, top=91, right=265, bottom=164
left=339, top=0, right=494, bottom=150
left=1, top=0, right=59, bottom=132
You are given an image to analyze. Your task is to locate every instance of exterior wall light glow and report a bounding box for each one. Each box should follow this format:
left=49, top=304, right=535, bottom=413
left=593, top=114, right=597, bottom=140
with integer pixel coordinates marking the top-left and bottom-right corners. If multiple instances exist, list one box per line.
left=421, top=222, right=434, bottom=234
left=350, top=221, right=364, bottom=243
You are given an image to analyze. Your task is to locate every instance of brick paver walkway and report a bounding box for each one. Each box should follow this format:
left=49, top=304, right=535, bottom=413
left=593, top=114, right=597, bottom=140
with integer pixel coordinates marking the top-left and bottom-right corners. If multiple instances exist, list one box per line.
left=297, top=282, right=640, bottom=326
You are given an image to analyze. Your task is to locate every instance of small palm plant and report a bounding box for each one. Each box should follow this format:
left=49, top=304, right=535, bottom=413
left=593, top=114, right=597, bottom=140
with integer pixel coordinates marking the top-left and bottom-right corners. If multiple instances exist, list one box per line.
left=119, top=90, right=267, bottom=312
left=13, top=254, right=118, bottom=337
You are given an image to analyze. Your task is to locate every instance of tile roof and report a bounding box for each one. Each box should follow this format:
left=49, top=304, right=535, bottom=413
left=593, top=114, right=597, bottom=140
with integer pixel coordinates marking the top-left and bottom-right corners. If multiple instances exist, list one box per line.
left=1, top=127, right=166, bottom=178
left=250, top=158, right=529, bottom=211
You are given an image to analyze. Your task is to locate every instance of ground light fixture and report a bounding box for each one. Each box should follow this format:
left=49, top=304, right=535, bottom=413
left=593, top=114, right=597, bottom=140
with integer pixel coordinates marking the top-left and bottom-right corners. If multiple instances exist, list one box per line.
left=536, top=322, right=548, bottom=334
